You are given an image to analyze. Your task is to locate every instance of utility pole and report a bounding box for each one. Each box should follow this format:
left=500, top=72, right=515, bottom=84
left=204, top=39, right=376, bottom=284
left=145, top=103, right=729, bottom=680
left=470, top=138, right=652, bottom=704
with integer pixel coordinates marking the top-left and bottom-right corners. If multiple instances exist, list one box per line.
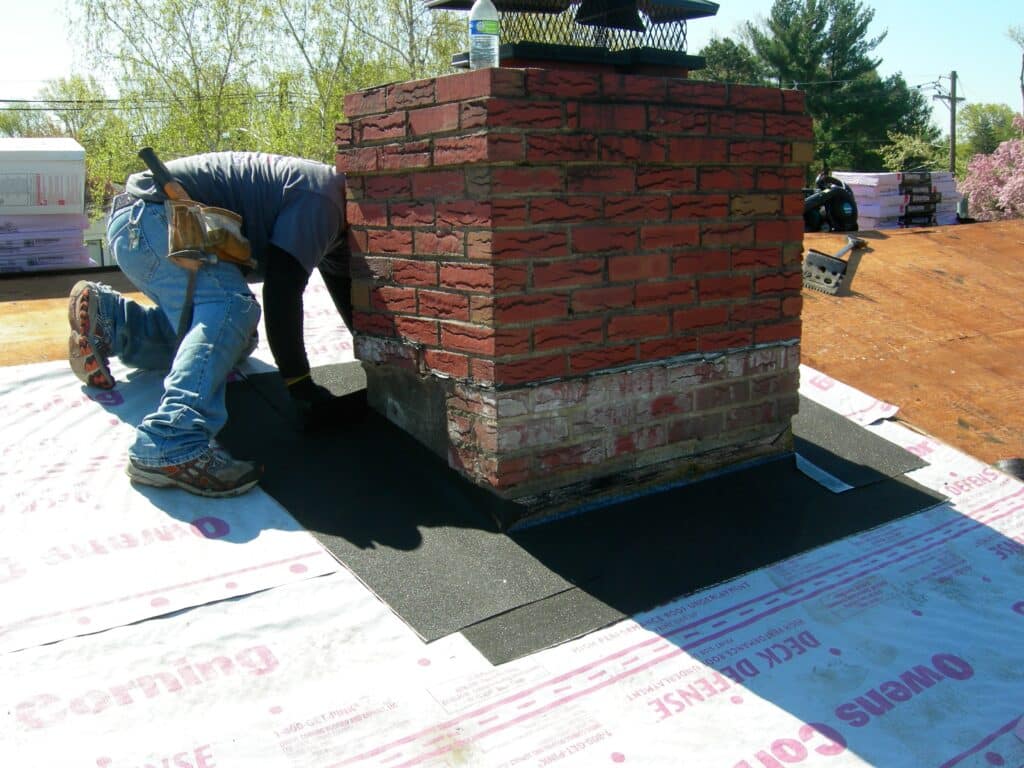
left=932, top=71, right=965, bottom=174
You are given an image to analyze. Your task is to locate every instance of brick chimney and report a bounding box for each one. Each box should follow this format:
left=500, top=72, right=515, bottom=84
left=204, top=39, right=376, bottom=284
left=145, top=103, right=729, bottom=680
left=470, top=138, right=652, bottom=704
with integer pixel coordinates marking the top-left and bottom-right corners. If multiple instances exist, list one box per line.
left=336, top=67, right=811, bottom=523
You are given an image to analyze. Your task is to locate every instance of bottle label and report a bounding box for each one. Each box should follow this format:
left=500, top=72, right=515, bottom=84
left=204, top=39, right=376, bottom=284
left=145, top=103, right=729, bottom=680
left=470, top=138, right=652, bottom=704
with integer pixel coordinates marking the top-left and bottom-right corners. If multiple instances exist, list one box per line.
left=470, top=19, right=499, bottom=35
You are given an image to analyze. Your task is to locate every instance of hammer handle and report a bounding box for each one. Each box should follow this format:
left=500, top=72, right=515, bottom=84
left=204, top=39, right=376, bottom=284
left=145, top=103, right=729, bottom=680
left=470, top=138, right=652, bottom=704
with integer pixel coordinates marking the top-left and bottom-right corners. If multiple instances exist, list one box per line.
left=138, top=147, right=191, bottom=202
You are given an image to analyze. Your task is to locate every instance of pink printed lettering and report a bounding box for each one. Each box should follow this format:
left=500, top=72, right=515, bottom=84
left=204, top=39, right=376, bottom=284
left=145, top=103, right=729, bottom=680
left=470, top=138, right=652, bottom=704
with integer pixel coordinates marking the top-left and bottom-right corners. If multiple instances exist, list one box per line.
left=756, top=631, right=821, bottom=669
left=733, top=722, right=846, bottom=767
left=16, top=647, right=278, bottom=730
left=646, top=672, right=732, bottom=721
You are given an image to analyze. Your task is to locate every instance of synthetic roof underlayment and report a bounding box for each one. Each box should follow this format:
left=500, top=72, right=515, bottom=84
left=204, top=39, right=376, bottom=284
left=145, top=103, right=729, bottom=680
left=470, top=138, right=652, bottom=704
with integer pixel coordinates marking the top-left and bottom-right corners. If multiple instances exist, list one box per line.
left=2, top=269, right=1023, bottom=766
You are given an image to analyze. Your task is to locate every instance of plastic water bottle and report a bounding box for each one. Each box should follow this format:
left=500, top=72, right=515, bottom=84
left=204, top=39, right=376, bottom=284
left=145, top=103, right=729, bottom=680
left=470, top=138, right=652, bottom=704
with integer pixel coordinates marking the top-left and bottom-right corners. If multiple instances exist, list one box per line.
left=469, top=0, right=500, bottom=70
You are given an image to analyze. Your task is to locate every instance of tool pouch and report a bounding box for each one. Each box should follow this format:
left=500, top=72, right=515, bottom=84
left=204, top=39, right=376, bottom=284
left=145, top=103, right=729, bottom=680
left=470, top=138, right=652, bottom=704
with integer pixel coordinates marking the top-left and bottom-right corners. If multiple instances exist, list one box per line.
left=165, top=199, right=256, bottom=271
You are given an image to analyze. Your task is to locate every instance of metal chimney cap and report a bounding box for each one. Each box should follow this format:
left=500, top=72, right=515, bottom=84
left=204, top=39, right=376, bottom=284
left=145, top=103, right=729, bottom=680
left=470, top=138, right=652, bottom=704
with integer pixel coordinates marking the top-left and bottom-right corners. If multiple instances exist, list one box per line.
left=426, top=0, right=719, bottom=22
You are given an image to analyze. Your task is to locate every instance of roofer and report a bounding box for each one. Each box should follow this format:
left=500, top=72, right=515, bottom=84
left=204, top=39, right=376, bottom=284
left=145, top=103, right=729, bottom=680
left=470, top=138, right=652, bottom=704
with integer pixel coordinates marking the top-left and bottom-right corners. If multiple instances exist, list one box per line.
left=68, top=151, right=351, bottom=498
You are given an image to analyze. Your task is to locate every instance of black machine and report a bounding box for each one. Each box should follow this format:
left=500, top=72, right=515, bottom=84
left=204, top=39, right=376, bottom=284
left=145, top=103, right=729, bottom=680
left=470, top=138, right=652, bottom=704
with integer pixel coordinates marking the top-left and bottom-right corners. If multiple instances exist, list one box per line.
left=803, top=174, right=859, bottom=233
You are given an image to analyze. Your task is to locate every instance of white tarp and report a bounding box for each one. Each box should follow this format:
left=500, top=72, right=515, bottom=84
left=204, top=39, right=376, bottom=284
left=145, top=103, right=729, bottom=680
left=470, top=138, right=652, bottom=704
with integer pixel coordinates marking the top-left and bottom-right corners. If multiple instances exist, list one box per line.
left=2, top=358, right=1022, bottom=766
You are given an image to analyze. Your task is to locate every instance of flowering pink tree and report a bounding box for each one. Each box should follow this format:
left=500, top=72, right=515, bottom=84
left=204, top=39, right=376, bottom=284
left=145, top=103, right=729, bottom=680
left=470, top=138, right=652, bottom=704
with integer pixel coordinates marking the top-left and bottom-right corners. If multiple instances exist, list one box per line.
left=959, top=115, right=1024, bottom=220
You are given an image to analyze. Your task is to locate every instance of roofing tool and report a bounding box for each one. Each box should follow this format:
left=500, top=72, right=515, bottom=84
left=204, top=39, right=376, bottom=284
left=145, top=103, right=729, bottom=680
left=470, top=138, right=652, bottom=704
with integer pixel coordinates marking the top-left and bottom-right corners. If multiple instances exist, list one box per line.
left=802, top=235, right=868, bottom=296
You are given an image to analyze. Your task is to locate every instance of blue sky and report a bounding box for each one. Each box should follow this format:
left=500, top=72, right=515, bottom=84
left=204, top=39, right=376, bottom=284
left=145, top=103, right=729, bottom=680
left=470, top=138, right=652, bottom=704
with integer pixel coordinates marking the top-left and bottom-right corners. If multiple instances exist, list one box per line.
left=1, top=0, right=1021, bottom=128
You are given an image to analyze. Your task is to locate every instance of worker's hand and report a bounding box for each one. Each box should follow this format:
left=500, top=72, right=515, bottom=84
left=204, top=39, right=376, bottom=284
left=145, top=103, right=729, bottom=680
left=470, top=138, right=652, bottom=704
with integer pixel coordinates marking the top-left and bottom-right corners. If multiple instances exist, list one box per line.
left=286, top=375, right=335, bottom=431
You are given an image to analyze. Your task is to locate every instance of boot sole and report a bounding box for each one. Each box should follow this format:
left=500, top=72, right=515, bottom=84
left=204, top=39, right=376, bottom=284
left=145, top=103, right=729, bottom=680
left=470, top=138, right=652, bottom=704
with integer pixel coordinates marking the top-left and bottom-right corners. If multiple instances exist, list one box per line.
left=125, top=462, right=259, bottom=498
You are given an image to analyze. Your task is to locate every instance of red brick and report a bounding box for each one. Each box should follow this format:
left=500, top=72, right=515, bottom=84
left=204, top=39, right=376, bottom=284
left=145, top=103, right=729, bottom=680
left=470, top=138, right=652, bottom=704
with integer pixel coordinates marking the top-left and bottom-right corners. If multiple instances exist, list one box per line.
left=409, top=103, right=460, bottom=136
left=493, top=198, right=530, bottom=227
left=528, top=133, right=599, bottom=163
left=353, top=311, right=397, bottom=337
left=493, top=355, right=568, bottom=386
left=532, top=258, right=604, bottom=289
left=526, top=69, right=602, bottom=99
left=730, top=85, right=782, bottom=111
left=358, top=112, right=407, bottom=142
left=493, top=167, right=564, bottom=194
left=419, top=290, right=470, bottom=321
left=347, top=201, right=387, bottom=228
left=608, top=313, right=670, bottom=341
left=364, top=174, right=412, bottom=199
left=635, top=279, right=695, bottom=308
left=567, top=166, right=636, bottom=193
left=572, top=286, right=635, bottom=313
left=700, top=275, right=750, bottom=301
left=573, top=226, right=637, bottom=254
left=709, top=112, right=763, bottom=136
left=755, top=321, right=802, bottom=344
left=609, top=253, right=670, bottom=281
left=637, top=167, right=697, bottom=191
left=670, top=194, right=729, bottom=220
left=424, top=349, right=469, bottom=379
left=756, top=219, right=804, bottom=243
left=604, top=195, right=670, bottom=222
left=602, top=73, right=667, bottom=102
left=764, top=113, right=813, bottom=140
left=336, top=147, right=379, bottom=173
left=492, top=230, right=569, bottom=261
left=647, top=393, right=694, bottom=418
left=570, top=345, right=637, bottom=375
left=530, top=196, right=603, bottom=224
left=782, top=296, right=803, bottom=317
left=579, top=103, right=646, bottom=132
left=367, top=229, right=413, bottom=254
left=436, top=200, right=491, bottom=228
left=467, top=98, right=564, bottom=129
left=668, top=137, right=728, bottom=163
left=648, top=106, right=709, bottom=134
left=782, top=89, right=807, bottom=113
left=415, top=230, right=464, bottom=256
left=412, top=170, right=465, bottom=198
left=757, top=167, right=805, bottom=192
left=730, top=141, right=783, bottom=164
left=640, top=224, right=700, bottom=250
left=534, top=318, right=604, bottom=351
left=441, top=323, right=494, bottom=354
left=495, top=327, right=532, bottom=355
left=440, top=263, right=494, bottom=291
left=435, top=68, right=526, bottom=103
left=386, top=78, right=436, bottom=110
left=392, top=258, right=438, bottom=286
left=390, top=201, right=435, bottom=227
left=395, top=316, right=439, bottom=345
left=701, top=330, right=753, bottom=352
left=639, top=336, right=699, bottom=361
left=470, top=295, right=493, bottom=324
left=344, top=87, right=386, bottom=117
left=700, top=166, right=755, bottom=191
left=600, top=135, right=669, bottom=163
left=537, top=439, right=607, bottom=471
left=733, top=247, right=782, bottom=269
left=673, top=306, right=729, bottom=330
left=702, top=222, right=755, bottom=247
left=666, top=81, right=728, bottom=107
left=371, top=286, right=417, bottom=314
left=494, top=265, right=529, bottom=291
left=732, top=301, right=781, bottom=323
left=381, top=141, right=432, bottom=171
left=494, top=293, right=569, bottom=324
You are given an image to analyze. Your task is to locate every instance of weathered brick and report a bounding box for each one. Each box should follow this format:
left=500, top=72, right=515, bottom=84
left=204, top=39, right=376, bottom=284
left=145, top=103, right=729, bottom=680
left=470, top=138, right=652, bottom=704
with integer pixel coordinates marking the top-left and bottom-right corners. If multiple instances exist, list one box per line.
left=390, top=201, right=435, bottom=227
left=424, top=349, right=469, bottom=379
left=532, top=258, right=604, bottom=289
left=344, top=87, right=386, bottom=117
left=409, top=103, right=460, bottom=136
left=415, top=229, right=464, bottom=256
left=608, top=253, right=670, bottom=281
left=534, top=318, right=604, bottom=351
left=608, top=313, right=670, bottom=341
left=358, top=112, right=407, bottom=142
left=613, top=426, right=667, bottom=457
left=731, top=195, right=781, bottom=217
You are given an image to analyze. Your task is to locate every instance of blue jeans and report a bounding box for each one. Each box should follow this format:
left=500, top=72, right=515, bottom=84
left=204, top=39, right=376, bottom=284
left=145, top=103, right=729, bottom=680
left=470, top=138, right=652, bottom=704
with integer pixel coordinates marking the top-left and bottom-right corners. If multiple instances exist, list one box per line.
left=103, top=200, right=261, bottom=467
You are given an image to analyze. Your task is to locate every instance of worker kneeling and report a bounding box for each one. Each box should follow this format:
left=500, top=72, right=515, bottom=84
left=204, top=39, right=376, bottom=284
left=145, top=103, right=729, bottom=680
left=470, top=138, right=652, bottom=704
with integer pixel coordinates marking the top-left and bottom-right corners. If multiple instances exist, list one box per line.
left=68, top=151, right=351, bottom=498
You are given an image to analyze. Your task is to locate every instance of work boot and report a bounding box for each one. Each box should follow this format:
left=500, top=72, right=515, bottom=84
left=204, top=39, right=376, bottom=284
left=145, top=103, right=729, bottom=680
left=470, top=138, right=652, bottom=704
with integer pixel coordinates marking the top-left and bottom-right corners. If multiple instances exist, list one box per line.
left=126, top=446, right=262, bottom=498
left=68, top=280, right=115, bottom=389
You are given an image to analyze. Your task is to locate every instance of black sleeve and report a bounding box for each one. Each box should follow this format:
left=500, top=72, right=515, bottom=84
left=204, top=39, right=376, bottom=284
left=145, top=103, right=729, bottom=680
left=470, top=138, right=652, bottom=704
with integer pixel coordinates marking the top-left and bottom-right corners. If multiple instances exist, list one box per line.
left=261, top=243, right=310, bottom=381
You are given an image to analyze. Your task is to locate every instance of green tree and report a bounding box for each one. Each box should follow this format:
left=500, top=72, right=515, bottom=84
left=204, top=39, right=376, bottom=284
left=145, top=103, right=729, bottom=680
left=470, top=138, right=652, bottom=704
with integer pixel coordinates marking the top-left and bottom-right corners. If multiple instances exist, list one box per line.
left=693, top=36, right=768, bottom=85
left=745, top=0, right=932, bottom=172
left=878, top=131, right=947, bottom=172
left=958, top=102, right=1019, bottom=157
